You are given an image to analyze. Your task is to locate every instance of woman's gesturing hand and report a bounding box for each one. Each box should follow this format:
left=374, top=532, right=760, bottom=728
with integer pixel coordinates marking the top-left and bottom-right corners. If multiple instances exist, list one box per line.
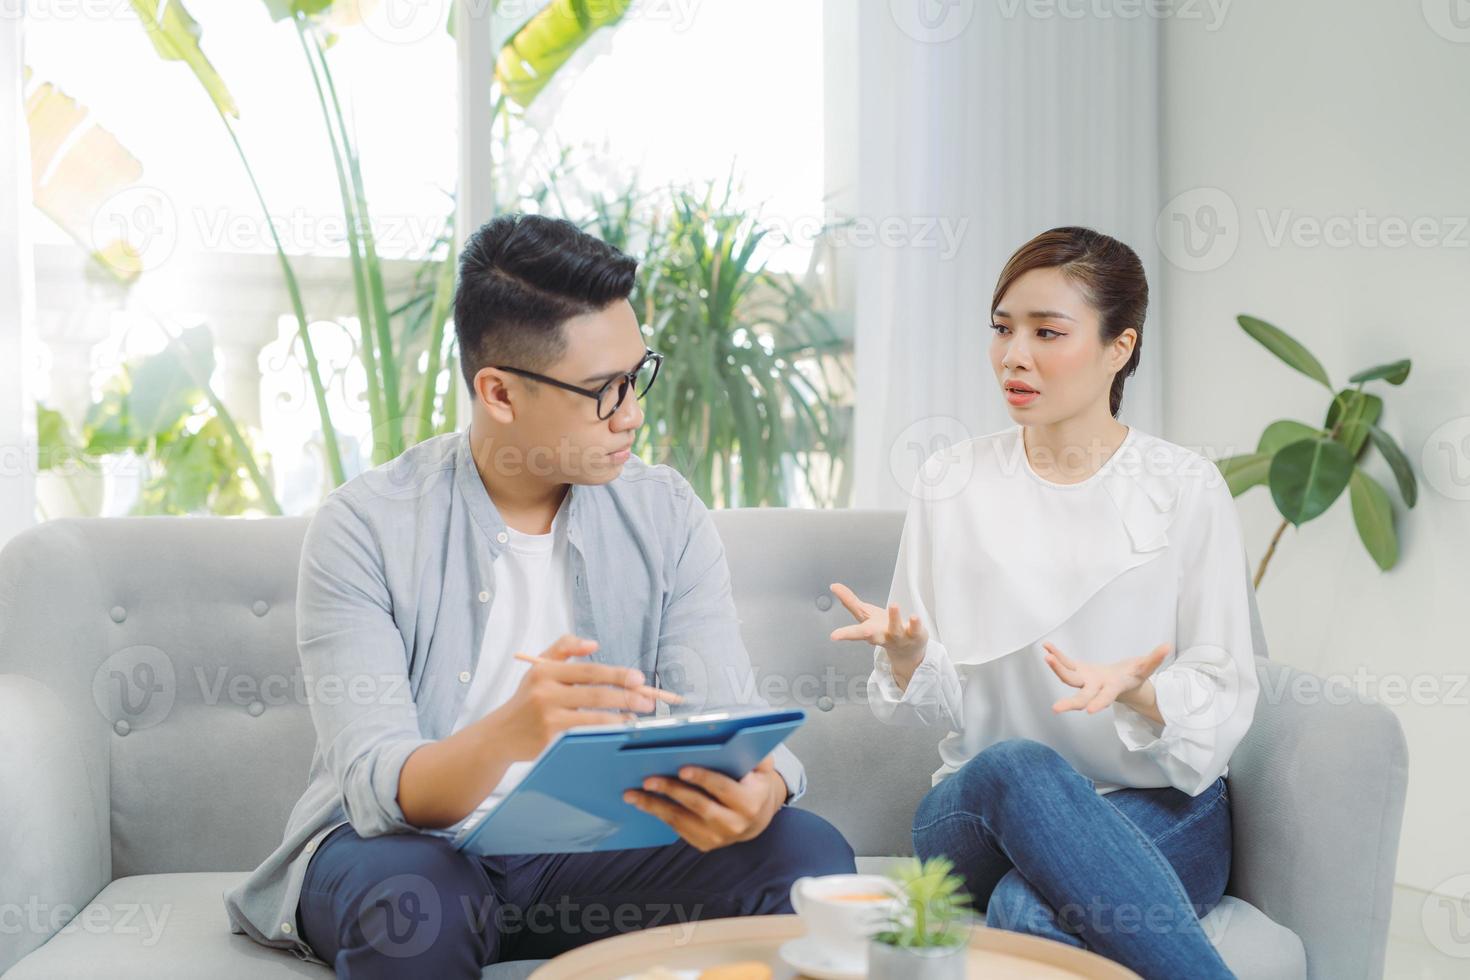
left=1043, top=641, right=1171, bottom=716
left=827, top=582, right=928, bottom=669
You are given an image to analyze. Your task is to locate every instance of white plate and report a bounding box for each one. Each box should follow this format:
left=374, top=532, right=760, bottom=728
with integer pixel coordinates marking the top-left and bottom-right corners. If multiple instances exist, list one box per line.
left=777, top=936, right=866, bottom=980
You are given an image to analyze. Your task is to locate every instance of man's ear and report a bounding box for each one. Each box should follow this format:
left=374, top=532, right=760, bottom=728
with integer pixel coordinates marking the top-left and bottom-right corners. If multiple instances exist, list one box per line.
left=475, top=367, right=519, bottom=425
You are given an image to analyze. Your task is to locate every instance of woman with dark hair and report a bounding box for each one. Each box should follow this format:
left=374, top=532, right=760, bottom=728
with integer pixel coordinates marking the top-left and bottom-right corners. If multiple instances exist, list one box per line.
left=831, top=227, right=1258, bottom=978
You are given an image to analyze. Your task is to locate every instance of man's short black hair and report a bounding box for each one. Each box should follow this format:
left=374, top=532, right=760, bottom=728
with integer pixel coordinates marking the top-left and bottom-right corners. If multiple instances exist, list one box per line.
left=453, top=213, right=639, bottom=392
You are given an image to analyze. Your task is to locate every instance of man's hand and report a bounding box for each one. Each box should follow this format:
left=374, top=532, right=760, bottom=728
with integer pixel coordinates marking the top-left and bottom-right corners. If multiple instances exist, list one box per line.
left=622, top=755, right=786, bottom=852
left=488, top=634, right=656, bottom=762
left=1043, top=641, right=1171, bottom=721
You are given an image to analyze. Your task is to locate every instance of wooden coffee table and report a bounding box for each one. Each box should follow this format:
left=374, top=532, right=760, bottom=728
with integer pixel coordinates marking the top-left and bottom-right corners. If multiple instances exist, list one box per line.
left=528, top=914, right=1141, bottom=978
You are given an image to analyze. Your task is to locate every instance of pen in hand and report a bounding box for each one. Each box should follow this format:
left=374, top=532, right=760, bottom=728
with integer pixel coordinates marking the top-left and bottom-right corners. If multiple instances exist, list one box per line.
left=512, top=652, right=684, bottom=707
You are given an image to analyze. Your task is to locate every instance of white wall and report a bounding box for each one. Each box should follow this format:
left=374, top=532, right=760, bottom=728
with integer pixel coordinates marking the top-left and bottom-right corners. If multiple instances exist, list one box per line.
left=1160, top=0, right=1470, bottom=899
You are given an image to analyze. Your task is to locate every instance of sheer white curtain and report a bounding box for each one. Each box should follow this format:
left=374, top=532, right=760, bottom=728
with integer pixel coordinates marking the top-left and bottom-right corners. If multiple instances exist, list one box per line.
left=2, top=12, right=36, bottom=544
left=832, top=2, right=1165, bottom=509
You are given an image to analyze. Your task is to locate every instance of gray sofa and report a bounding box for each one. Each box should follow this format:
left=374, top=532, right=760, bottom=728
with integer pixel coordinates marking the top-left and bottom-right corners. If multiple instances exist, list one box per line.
left=0, top=511, right=1407, bottom=979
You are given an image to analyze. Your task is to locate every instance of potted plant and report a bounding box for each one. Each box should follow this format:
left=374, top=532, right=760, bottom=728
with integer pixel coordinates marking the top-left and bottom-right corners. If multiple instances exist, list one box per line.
left=1216, top=315, right=1417, bottom=586
left=868, top=856, right=974, bottom=980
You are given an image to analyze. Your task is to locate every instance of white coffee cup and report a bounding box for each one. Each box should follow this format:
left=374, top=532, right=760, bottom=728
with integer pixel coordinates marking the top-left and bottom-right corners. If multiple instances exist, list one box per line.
left=789, top=873, right=903, bottom=964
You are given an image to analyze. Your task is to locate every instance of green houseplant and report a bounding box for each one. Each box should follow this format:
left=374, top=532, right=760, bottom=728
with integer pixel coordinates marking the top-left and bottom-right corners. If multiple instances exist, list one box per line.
left=868, top=856, right=974, bottom=979
left=581, top=178, right=852, bottom=508
left=125, top=0, right=634, bottom=484
left=1216, top=315, right=1417, bottom=587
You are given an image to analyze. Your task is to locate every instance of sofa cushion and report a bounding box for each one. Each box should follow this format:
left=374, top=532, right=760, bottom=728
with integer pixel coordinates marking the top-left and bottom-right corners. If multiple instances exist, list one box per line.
left=0, top=872, right=543, bottom=980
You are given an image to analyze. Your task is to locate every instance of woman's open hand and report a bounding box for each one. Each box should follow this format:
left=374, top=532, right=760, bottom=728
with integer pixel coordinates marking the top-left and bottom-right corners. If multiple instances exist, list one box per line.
left=828, top=582, right=928, bottom=669
left=1043, top=641, right=1171, bottom=715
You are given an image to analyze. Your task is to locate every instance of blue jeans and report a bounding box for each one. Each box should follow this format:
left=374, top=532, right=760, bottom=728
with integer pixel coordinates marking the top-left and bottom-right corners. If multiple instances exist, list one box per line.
left=913, top=738, right=1234, bottom=980
left=297, top=806, right=856, bottom=978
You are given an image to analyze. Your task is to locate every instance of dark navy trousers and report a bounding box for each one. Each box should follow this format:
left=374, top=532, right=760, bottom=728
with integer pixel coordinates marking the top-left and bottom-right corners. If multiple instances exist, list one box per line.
left=297, top=806, right=856, bottom=978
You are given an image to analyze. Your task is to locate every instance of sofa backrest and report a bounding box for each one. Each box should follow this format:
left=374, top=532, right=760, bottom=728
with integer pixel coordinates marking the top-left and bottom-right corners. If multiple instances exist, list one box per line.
left=0, top=507, right=1279, bottom=878
left=0, top=517, right=316, bottom=877
left=0, top=510, right=937, bottom=876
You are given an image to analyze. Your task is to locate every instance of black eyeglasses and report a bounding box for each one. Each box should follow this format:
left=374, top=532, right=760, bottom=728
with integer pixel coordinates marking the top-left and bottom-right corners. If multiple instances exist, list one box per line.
left=495, top=348, right=664, bottom=420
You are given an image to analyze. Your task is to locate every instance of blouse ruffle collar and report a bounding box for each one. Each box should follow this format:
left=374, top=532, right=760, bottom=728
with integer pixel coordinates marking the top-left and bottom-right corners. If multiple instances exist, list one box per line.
left=927, top=426, right=1186, bottom=667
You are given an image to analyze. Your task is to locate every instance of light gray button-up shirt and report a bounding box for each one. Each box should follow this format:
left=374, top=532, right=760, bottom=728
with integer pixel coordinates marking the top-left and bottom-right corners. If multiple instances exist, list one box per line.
left=223, top=428, right=806, bottom=962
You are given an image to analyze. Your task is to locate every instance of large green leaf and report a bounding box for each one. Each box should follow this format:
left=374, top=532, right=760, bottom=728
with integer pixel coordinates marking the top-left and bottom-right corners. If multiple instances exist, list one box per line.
left=1257, top=419, right=1323, bottom=455
left=1237, top=315, right=1333, bottom=390
left=26, top=78, right=145, bottom=282
left=1367, top=425, right=1418, bottom=507
left=1268, top=437, right=1354, bottom=525
left=1348, top=359, right=1411, bottom=386
left=496, top=0, right=633, bottom=108
left=128, top=0, right=239, bottom=118
left=1217, top=452, right=1272, bottom=496
left=1326, top=388, right=1383, bottom=456
left=1349, top=468, right=1397, bottom=570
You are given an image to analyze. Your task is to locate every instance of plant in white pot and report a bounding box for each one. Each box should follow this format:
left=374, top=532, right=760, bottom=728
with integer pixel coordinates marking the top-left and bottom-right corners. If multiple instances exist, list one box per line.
left=868, top=856, right=975, bottom=980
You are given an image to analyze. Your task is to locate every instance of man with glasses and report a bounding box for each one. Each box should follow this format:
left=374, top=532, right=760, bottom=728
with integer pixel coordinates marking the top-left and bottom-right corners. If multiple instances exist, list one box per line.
left=225, top=212, right=856, bottom=978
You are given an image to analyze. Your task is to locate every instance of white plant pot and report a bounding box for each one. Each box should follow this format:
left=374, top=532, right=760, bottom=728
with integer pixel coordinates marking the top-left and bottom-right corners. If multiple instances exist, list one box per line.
left=867, top=938, right=967, bottom=980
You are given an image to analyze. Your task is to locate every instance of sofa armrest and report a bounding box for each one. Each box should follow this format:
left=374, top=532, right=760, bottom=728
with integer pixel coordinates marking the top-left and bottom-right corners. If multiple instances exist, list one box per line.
left=0, top=675, right=111, bottom=976
left=1226, top=657, right=1408, bottom=980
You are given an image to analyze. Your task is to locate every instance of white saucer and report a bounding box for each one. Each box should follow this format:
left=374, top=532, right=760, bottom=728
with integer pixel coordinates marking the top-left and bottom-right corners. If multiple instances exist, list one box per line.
left=777, top=936, right=867, bottom=980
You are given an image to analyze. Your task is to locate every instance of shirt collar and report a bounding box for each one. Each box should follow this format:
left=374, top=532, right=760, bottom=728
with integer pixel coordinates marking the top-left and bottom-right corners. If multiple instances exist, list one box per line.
left=454, top=428, right=585, bottom=549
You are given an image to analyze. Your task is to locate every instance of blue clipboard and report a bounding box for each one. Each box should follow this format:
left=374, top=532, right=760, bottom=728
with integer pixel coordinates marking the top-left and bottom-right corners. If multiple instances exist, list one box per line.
left=452, top=707, right=806, bottom=856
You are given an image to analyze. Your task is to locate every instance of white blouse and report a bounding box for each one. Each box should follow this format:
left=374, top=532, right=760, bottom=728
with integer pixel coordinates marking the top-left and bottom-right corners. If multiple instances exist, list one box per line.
left=868, top=424, right=1262, bottom=798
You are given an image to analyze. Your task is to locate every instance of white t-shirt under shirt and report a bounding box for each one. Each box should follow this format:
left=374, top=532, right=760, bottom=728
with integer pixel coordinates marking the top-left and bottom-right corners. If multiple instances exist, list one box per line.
left=438, top=494, right=576, bottom=837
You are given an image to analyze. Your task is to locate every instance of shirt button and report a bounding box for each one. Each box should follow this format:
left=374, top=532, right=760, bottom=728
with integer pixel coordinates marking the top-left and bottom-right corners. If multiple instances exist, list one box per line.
left=459, top=671, right=471, bottom=683
left=478, top=590, right=489, bottom=603
left=496, top=531, right=509, bottom=544
left=281, top=922, right=293, bottom=935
